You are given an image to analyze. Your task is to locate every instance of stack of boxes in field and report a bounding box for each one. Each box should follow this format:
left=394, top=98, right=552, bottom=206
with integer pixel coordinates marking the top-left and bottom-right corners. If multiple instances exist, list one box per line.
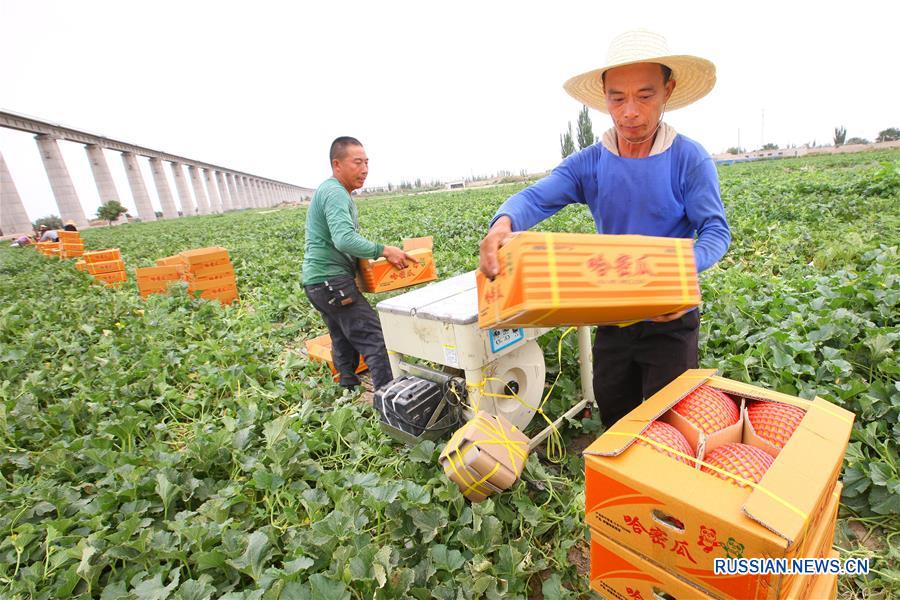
left=82, top=249, right=127, bottom=286
left=476, top=231, right=700, bottom=328
left=147, top=246, right=238, bottom=305
left=36, top=241, right=61, bottom=258
left=438, top=411, right=530, bottom=503
left=583, top=369, right=853, bottom=600
left=304, top=333, right=367, bottom=381
left=357, top=236, right=438, bottom=293
left=58, top=230, right=84, bottom=259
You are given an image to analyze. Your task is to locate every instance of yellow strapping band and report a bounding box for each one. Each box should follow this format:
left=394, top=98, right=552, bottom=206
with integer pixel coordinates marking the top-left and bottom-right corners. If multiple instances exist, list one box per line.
left=601, top=431, right=808, bottom=521
left=545, top=232, right=560, bottom=307
left=446, top=446, right=500, bottom=498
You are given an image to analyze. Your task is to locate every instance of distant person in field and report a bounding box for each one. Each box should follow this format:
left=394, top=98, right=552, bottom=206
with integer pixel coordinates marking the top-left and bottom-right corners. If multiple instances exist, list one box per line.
left=479, top=30, right=731, bottom=428
left=38, top=226, right=59, bottom=242
left=63, top=221, right=78, bottom=232
left=302, top=136, right=414, bottom=392
left=10, top=235, right=31, bottom=248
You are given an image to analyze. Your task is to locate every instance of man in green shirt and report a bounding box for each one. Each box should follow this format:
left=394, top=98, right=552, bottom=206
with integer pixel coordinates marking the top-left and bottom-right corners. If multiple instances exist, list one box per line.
left=303, top=136, right=412, bottom=391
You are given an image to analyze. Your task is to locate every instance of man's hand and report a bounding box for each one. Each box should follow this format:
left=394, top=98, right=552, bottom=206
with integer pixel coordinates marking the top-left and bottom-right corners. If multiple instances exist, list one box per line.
left=649, top=308, right=691, bottom=323
left=382, top=245, right=417, bottom=269
left=479, top=216, right=516, bottom=279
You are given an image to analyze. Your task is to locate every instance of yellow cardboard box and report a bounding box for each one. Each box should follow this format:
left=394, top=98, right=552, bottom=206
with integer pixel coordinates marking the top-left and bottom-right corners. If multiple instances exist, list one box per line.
left=84, top=249, right=122, bottom=264
left=589, top=527, right=714, bottom=599
left=304, top=333, right=368, bottom=380
left=588, top=485, right=840, bottom=600
left=439, top=411, right=529, bottom=503
left=86, top=259, right=126, bottom=275
left=357, top=247, right=437, bottom=293
left=92, top=270, right=127, bottom=285
left=476, top=232, right=700, bottom=328
left=584, top=369, right=854, bottom=600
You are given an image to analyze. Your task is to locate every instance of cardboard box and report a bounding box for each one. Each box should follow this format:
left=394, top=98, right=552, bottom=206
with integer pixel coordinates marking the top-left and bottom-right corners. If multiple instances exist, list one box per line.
left=304, top=333, right=368, bottom=380
left=156, top=255, right=186, bottom=268
left=74, top=260, right=87, bottom=272
left=796, top=558, right=837, bottom=600
left=84, top=249, right=122, bottom=264
left=92, top=270, right=127, bottom=285
left=86, top=259, right=126, bottom=275
left=195, top=282, right=239, bottom=305
left=136, top=265, right=182, bottom=285
left=58, top=231, right=82, bottom=243
left=184, top=262, right=235, bottom=281
left=476, top=232, right=700, bottom=328
left=358, top=247, right=438, bottom=293
left=589, top=527, right=715, bottom=599
left=439, top=411, right=529, bottom=503
left=188, top=275, right=237, bottom=293
left=780, top=484, right=840, bottom=599
left=584, top=369, right=854, bottom=600
left=179, top=246, right=230, bottom=265
left=588, top=486, right=840, bottom=600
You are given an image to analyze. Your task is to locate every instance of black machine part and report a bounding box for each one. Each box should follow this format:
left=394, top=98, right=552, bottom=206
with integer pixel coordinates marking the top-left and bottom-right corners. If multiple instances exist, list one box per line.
left=374, top=373, right=466, bottom=439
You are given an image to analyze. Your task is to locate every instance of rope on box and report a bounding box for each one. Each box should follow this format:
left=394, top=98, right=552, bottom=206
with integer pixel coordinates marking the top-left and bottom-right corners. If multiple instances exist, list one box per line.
left=592, top=431, right=809, bottom=521
left=464, top=326, right=577, bottom=464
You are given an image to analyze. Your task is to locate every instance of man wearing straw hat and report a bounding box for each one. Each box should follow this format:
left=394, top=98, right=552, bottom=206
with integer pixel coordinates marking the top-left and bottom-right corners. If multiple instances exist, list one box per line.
left=479, top=30, right=731, bottom=428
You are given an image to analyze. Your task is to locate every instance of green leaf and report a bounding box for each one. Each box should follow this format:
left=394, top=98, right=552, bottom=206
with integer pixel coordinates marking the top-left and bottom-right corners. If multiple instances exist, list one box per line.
left=430, top=544, right=465, bottom=573
left=226, top=531, right=273, bottom=582
left=309, top=574, right=351, bottom=600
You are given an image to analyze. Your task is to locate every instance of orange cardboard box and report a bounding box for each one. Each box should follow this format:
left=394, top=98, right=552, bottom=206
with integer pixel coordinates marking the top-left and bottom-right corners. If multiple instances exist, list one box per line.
left=188, top=274, right=237, bottom=293
left=588, top=486, right=840, bottom=600
left=402, top=236, right=433, bottom=251
left=304, top=333, right=368, bottom=380
left=84, top=249, right=122, bottom=264
left=438, top=411, right=529, bottom=503
left=198, top=284, right=239, bottom=305
left=92, top=270, right=127, bottom=285
left=184, top=262, right=235, bottom=281
left=74, top=260, right=87, bottom=272
left=798, top=557, right=837, bottom=600
left=178, top=246, right=232, bottom=272
left=358, top=247, right=437, bottom=293
left=583, top=369, right=854, bottom=600
left=156, top=255, right=186, bottom=267
left=589, top=528, right=714, bottom=599
left=136, top=265, right=182, bottom=286
left=58, top=231, right=82, bottom=243
left=780, top=485, right=840, bottom=599
left=476, top=232, right=700, bottom=328
left=86, top=259, right=126, bottom=275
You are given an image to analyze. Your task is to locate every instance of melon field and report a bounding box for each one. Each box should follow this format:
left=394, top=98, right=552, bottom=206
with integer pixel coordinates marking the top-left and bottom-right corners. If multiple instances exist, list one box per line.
left=0, top=149, right=897, bottom=599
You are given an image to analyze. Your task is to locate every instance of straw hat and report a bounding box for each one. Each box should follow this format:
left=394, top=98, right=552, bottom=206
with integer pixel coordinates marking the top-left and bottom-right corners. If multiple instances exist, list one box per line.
left=563, top=30, right=716, bottom=113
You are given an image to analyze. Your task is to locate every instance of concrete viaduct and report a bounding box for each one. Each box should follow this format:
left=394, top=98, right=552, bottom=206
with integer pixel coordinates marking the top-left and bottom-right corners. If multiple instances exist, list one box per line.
left=0, top=110, right=313, bottom=236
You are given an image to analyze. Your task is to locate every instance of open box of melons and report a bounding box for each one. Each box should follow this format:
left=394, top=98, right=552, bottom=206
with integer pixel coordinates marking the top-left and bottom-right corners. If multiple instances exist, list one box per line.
left=584, top=369, right=854, bottom=600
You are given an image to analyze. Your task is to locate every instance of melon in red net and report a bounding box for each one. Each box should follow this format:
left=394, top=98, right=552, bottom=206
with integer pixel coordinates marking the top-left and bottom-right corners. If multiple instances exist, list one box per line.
left=636, top=421, right=694, bottom=465
left=672, top=384, right=739, bottom=434
left=747, top=401, right=806, bottom=449
left=701, top=443, right=775, bottom=487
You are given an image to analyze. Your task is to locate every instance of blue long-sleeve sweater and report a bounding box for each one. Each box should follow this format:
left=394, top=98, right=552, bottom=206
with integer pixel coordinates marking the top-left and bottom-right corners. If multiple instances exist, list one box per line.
left=493, top=135, right=731, bottom=273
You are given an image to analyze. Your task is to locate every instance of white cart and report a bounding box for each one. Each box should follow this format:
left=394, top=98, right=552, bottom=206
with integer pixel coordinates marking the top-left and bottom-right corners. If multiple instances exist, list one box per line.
left=376, top=271, right=595, bottom=450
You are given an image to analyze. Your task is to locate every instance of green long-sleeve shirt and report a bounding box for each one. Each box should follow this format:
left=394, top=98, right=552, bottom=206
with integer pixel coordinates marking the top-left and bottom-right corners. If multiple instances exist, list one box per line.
left=301, top=177, right=384, bottom=285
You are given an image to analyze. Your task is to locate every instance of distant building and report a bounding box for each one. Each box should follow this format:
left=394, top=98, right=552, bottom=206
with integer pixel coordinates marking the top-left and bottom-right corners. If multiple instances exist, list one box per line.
left=445, top=181, right=465, bottom=190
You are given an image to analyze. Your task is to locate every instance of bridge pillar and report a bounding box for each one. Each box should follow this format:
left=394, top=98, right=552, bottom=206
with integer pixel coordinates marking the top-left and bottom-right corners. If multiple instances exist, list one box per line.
left=188, top=166, right=210, bottom=215
left=35, top=134, right=88, bottom=228
left=149, top=157, right=179, bottom=218
left=0, top=151, right=33, bottom=236
left=84, top=144, right=125, bottom=223
left=121, top=152, right=156, bottom=221
left=214, top=171, right=230, bottom=212
left=225, top=173, right=239, bottom=211
left=170, top=162, right=196, bottom=216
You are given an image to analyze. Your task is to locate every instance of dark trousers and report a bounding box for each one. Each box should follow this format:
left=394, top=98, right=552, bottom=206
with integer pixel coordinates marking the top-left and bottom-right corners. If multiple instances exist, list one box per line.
left=304, top=276, right=394, bottom=390
left=593, top=310, right=700, bottom=428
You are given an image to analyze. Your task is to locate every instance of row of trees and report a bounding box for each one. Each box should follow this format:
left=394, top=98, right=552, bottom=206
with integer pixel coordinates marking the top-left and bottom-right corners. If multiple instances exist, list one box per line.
left=560, top=106, right=595, bottom=158
left=727, top=126, right=899, bottom=155
left=834, top=126, right=899, bottom=146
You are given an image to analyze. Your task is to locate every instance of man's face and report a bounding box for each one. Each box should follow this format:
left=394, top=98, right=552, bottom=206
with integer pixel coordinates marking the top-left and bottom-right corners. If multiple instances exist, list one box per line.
left=333, top=144, right=368, bottom=191
left=603, top=62, right=675, bottom=143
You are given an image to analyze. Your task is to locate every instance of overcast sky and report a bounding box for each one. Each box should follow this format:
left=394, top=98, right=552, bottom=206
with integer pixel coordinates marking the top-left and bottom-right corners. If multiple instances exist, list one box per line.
left=2, top=0, right=897, bottom=222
